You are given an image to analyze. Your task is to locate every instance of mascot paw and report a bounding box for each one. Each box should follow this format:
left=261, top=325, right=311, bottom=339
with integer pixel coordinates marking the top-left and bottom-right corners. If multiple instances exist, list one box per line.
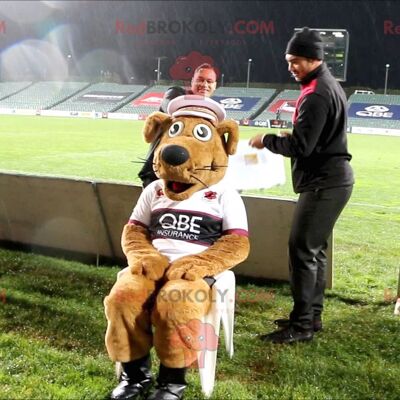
left=130, top=262, right=143, bottom=276
left=166, top=267, right=187, bottom=280
left=184, top=267, right=208, bottom=281
left=131, top=254, right=169, bottom=281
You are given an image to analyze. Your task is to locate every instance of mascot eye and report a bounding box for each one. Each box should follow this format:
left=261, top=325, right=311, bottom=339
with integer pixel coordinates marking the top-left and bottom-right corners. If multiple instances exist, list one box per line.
left=193, top=124, right=212, bottom=142
left=169, top=121, right=184, bottom=137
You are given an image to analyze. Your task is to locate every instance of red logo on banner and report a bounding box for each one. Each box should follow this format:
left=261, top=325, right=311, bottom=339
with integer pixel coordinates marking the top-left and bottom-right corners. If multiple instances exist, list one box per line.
left=268, top=99, right=297, bottom=114
left=132, top=92, right=164, bottom=107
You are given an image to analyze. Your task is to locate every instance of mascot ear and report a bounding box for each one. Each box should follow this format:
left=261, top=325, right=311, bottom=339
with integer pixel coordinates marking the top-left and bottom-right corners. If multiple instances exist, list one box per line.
left=217, top=120, right=240, bottom=155
left=142, top=111, right=172, bottom=143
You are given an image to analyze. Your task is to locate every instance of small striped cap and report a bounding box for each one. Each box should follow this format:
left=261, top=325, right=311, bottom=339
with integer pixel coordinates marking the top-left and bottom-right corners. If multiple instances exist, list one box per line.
left=167, top=95, right=226, bottom=124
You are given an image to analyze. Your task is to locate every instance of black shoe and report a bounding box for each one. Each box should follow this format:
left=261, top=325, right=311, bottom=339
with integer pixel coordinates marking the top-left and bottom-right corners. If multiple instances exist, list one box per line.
left=146, top=383, right=187, bottom=400
left=274, top=318, right=323, bottom=332
left=260, top=326, right=314, bottom=344
left=110, top=372, right=153, bottom=400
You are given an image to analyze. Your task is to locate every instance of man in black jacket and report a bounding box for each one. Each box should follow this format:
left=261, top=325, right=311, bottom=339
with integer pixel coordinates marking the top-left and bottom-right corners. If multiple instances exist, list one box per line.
left=249, top=27, right=354, bottom=344
left=138, top=64, right=217, bottom=187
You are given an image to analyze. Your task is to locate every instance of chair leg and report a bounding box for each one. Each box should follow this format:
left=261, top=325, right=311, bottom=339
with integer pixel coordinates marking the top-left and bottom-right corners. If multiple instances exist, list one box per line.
left=221, top=282, right=235, bottom=358
left=198, top=270, right=236, bottom=398
left=115, top=361, right=123, bottom=380
left=198, top=307, right=221, bottom=398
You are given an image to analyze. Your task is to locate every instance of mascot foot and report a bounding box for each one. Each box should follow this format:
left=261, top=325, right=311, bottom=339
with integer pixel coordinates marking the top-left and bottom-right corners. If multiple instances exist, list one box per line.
left=110, top=355, right=153, bottom=400
left=147, top=383, right=186, bottom=400
left=147, top=364, right=187, bottom=400
left=110, top=374, right=153, bottom=400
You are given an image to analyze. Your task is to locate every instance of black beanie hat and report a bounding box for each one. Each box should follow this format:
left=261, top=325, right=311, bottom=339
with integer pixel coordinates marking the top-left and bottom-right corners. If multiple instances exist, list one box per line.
left=286, top=27, right=324, bottom=60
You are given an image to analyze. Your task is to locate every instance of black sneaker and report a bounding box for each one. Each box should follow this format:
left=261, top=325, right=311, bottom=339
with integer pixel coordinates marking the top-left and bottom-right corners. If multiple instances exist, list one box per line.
left=260, top=326, right=314, bottom=344
left=274, top=318, right=323, bottom=332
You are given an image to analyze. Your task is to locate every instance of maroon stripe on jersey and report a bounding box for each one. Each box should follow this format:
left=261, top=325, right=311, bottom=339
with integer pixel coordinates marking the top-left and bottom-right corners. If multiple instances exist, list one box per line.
left=223, top=228, right=249, bottom=237
left=128, top=219, right=148, bottom=228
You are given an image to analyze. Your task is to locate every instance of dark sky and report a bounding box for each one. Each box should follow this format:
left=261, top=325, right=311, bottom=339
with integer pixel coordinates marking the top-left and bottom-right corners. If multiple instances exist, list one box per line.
left=0, top=1, right=399, bottom=89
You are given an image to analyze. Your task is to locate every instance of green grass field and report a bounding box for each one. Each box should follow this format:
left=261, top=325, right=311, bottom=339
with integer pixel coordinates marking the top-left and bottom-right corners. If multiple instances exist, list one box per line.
left=0, top=115, right=399, bottom=399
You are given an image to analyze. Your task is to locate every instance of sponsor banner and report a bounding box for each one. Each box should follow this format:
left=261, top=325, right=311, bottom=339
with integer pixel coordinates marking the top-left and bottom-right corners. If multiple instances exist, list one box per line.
left=76, top=91, right=132, bottom=103
left=225, top=140, right=286, bottom=190
left=269, top=119, right=292, bottom=129
left=252, top=120, right=269, bottom=127
left=237, top=119, right=268, bottom=128
left=348, top=103, right=400, bottom=120
left=212, top=96, right=260, bottom=111
left=0, top=108, right=37, bottom=116
left=268, top=99, right=296, bottom=114
left=240, top=118, right=254, bottom=126
left=132, top=92, right=164, bottom=107
left=81, top=111, right=96, bottom=118
left=65, top=110, right=101, bottom=119
left=18, top=109, right=37, bottom=115
left=350, top=126, right=400, bottom=137
left=0, top=108, right=17, bottom=115
left=108, top=112, right=139, bottom=120
left=41, top=110, right=71, bottom=117
left=41, top=109, right=100, bottom=118
left=241, top=119, right=293, bottom=128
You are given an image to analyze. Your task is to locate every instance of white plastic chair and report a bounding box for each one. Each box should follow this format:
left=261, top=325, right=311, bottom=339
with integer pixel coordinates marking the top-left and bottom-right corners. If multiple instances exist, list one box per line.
left=114, top=268, right=236, bottom=398
left=197, top=270, right=236, bottom=398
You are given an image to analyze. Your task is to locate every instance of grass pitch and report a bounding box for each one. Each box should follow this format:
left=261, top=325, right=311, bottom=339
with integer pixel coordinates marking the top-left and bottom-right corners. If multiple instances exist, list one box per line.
left=0, top=115, right=399, bottom=399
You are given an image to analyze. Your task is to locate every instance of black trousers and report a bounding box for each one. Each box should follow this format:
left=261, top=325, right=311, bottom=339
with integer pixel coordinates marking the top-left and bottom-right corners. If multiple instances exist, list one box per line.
left=288, top=185, right=353, bottom=330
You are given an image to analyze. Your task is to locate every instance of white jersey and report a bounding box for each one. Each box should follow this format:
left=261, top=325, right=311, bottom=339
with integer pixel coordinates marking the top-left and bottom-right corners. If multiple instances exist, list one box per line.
left=129, top=179, right=248, bottom=262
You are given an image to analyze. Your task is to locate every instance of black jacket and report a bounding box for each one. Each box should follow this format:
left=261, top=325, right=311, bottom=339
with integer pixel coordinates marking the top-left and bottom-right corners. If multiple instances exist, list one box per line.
left=138, top=86, right=186, bottom=187
left=263, top=63, right=354, bottom=193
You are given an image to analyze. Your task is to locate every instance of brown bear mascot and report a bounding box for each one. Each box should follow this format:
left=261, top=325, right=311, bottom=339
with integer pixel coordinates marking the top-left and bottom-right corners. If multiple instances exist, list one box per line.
left=104, top=95, right=250, bottom=400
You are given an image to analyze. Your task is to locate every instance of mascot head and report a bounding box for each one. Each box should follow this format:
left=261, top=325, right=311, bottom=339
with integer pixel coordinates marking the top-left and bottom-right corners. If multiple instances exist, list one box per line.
left=142, top=95, right=239, bottom=201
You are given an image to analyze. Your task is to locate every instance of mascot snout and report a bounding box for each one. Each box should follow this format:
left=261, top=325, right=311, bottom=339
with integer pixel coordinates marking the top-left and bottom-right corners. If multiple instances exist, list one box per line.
left=161, top=144, right=189, bottom=166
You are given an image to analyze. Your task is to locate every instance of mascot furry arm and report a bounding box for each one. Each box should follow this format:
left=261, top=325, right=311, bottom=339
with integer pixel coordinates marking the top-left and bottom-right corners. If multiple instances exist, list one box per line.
left=122, top=95, right=250, bottom=282
left=121, top=223, right=170, bottom=281
left=166, top=233, right=249, bottom=281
